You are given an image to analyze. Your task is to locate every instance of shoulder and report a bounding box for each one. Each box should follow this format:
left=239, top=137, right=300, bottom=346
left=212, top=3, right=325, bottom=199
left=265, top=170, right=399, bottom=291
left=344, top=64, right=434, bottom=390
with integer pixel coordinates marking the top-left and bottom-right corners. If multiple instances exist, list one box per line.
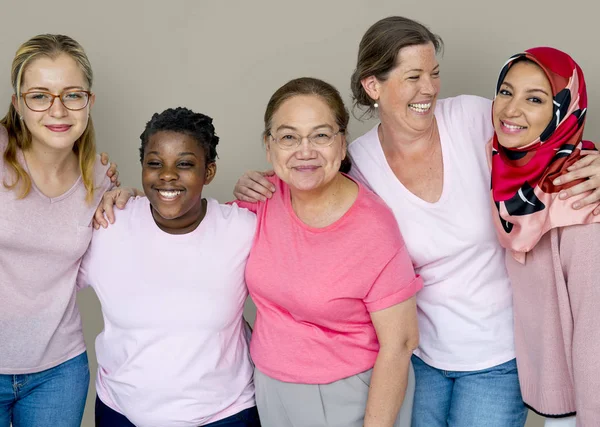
left=352, top=181, right=405, bottom=248
left=207, top=198, right=257, bottom=236
left=92, top=196, right=148, bottom=239
left=348, top=124, right=379, bottom=156
left=436, top=95, right=494, bottom=144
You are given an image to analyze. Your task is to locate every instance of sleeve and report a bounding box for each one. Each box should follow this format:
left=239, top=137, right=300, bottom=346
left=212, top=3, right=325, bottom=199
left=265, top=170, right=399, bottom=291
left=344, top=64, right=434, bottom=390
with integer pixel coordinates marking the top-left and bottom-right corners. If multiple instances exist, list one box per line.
left=76, top=246, right=93, bottom=291
left=363, top=244, right=423, bottom=312
left=559, top=224, right=600, bottom=423
left=227, top=199, right=259, bottom=214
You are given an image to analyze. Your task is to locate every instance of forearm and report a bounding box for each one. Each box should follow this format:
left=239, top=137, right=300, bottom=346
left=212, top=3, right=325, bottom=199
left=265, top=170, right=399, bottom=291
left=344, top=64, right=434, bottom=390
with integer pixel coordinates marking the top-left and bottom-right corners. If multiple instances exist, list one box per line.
left=363, top=347, right=412, bottom=427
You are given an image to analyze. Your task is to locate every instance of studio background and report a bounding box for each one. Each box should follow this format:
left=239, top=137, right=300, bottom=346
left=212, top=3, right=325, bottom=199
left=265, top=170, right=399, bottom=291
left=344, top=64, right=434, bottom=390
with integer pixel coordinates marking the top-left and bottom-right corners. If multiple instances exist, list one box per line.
left=2, top=1, right=597, bottom=426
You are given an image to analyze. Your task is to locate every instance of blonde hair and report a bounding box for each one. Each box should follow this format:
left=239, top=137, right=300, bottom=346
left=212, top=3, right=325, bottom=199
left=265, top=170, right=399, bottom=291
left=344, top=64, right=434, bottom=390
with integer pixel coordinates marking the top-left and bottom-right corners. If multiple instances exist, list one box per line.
left=1, top=34, right=97, bottom=202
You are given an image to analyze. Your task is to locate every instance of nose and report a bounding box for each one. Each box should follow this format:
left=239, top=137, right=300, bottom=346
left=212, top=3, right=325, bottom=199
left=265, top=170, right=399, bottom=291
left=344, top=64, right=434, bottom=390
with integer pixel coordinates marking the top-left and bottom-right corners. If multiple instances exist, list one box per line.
left=48, top=96, right=68, bottom=118
left=503, top=97, right=522, bottom=118
left=419, top=75, right=436, bottom=96
left=159, top=165, right=179, bottom=181
left=295, top=136, right=318, bottom=159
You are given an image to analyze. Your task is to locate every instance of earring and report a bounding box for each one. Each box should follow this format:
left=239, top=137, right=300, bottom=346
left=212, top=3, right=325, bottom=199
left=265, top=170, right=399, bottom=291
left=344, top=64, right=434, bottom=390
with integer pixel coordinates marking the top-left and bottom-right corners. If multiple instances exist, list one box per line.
left=19, top=115, right=23, bottom=120
left=373, top=102, right=379, bottom=108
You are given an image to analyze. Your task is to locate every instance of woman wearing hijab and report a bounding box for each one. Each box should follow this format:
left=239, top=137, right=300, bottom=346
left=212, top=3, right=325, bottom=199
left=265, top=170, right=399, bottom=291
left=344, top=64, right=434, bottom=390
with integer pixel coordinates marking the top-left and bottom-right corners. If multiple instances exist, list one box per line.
left=490, top=46, right=600, bottom=427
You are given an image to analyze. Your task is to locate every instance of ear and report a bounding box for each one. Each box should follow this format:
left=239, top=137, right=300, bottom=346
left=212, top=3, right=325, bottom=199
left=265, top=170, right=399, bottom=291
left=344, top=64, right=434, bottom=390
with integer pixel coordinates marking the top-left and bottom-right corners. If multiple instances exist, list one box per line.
left=360, top=75, right=380, bottom=103
left=264, top=136, right=272, bottom=164
left=11, top=94, right=20, bottom=116
left=341, top=134, right=348, bottom=160
left=204, top=162, right=217, bottom=184
left=88, top=92, right=96, bottom=109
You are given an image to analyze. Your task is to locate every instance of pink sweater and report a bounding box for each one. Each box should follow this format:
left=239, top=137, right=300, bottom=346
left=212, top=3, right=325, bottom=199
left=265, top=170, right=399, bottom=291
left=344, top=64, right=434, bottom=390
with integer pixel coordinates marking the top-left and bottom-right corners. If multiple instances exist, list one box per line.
left=0, top=125, right=110, bottom=374
left=506, top=224, right=600, bottom=425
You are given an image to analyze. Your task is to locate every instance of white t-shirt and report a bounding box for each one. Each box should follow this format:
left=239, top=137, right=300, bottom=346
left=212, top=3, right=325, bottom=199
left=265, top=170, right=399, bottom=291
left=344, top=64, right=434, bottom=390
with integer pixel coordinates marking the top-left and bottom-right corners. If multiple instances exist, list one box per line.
left=349, top=95, right=515, bottom=371
left=78, top=197, right=257, bottom=427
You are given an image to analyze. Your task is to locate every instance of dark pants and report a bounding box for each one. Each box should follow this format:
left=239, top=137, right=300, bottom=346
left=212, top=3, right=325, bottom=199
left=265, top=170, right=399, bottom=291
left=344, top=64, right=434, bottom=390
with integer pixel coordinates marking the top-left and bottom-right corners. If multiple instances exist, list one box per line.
left=95, top=396, right=261, bottom=427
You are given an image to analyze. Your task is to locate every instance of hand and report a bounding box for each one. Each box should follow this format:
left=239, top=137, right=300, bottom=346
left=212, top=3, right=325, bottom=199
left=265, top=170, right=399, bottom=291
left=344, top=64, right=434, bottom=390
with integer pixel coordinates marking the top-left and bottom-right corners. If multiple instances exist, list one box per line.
left=93, top=187, right=142, bottom=229
left=233, top=170, right=276, bottom=202
left=553, top=152, right=600, bottom=215
left=100, top=152, right=121, bottom=187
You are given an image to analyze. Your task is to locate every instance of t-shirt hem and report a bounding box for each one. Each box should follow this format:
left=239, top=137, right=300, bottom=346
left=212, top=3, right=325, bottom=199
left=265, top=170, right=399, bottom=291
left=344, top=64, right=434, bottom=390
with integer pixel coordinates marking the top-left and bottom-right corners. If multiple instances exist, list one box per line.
left=0, top=345, right=86, bottom=375
left=413, top=349, right=515, bottom=372
left=254, top=359, right=376, bottom=384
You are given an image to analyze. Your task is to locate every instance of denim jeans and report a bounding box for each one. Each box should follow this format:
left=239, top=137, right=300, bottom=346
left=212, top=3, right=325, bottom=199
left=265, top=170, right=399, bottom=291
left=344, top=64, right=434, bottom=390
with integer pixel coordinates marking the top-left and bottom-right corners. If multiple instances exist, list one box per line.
left=411, top=355, right=528, bottom=427
left=95, top=396, right=262, bottom=427
left=0, top=352, right=90, bottom=427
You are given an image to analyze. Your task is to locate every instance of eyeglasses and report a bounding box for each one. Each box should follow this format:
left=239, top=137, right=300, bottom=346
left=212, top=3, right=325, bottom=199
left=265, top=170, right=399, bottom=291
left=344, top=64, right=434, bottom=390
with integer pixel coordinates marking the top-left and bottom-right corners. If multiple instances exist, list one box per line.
left=20, top=90, right=92, bottom=112
left=269, top=129, right=343, bottom=150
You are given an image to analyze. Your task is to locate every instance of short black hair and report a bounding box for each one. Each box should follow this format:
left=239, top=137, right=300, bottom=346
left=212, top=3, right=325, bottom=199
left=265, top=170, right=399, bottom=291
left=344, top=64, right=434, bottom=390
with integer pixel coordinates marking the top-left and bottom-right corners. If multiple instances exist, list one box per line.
left=139, top=107, right=219, bottom=164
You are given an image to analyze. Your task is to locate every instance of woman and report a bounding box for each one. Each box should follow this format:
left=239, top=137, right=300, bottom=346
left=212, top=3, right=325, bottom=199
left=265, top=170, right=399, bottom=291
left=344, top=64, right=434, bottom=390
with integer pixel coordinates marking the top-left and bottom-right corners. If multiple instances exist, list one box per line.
left=490, top=47, right=600, bottom=427
left=0, top=34, right=117, bottom=427
left=232, top=17, right=600, bottom=427
left=78, top=107, right=260, bottom=427
left=100, top=78, right=422, bottom=426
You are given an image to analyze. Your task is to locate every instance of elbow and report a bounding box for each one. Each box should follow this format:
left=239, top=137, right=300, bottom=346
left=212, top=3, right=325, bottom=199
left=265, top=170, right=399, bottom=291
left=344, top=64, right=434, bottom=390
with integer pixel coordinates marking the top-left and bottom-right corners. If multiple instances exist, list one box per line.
left=403, top=333, right=419, bottom=355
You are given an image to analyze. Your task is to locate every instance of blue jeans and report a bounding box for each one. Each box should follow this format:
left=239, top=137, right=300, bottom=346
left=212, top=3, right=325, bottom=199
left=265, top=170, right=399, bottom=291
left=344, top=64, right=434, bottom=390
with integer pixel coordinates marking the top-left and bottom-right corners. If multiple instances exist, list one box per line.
left=0, top=352, right=90, bottom=427
left=95, top=396, right=261, bottom=426
left=411, top=355, right=528, bottom=427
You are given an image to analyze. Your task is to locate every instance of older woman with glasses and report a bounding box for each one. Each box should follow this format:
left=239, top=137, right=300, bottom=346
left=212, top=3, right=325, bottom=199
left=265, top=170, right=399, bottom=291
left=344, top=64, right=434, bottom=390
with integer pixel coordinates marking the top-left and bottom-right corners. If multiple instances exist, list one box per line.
left=0, top=34, right=117, bottom=427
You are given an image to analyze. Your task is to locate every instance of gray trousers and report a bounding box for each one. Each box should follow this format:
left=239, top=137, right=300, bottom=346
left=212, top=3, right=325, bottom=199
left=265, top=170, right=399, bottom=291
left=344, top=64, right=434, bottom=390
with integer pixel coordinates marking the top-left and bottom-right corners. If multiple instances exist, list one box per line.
left=254, top=365, right=415, bottom=427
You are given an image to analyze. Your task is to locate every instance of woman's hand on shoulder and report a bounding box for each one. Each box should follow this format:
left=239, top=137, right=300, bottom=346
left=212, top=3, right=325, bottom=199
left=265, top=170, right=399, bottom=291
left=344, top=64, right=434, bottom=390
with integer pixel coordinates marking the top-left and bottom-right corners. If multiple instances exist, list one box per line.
left=93, top=187, right=143, bottom=229
left=100, top=152, right=120, bottom=187
left=233, top=170, right=276, bottom=202
left=553, top=151, right=600, bottom=215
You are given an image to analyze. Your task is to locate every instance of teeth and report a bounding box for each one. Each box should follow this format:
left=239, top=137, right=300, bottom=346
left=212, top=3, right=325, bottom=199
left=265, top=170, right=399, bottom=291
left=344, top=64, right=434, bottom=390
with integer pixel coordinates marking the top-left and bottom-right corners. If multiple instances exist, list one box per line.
left=408, top=103, right=431, bottom=112
left=502, top=122, right=526, bottom=130
left=158, top=190, right=181, bottom=199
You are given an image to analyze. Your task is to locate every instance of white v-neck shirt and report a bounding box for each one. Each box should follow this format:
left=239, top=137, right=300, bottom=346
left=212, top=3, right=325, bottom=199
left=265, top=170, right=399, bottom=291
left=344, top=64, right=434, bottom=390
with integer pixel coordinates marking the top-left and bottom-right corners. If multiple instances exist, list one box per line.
left=349, top=95, right=515, bottom=371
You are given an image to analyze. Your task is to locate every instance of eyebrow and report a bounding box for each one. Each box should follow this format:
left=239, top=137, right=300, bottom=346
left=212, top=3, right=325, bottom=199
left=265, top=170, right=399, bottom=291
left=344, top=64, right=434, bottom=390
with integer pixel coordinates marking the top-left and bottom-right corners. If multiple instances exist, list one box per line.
left=24, top=86, right=86, bottom=92
left=274, top=124, right=335, bottom=132
left=146, top=151, right=198, bottom=157
left=501, top=81, right=550, bottom=96
left=404, top=64, right=439, bottom=74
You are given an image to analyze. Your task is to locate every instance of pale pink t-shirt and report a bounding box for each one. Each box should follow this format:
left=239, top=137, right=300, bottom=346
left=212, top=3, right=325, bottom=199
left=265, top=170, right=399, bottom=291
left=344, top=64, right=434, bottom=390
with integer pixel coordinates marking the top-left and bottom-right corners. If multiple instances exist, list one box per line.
left=237, top=175, right=423, bottom=384
left=77, top=196, right=257, bottom=427
left=349, top=96, right=515, bottom=371
left=0, top=125, right=110, bottom=374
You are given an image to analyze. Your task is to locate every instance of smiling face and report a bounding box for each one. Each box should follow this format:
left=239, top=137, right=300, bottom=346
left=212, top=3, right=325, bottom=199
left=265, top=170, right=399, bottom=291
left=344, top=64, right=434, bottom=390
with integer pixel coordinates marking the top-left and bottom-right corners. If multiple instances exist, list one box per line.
left=493, top=60, right=554, bottom=149
left=265, top=95, right=346, bottom=193
left=142, top=130, right=216, bottom=234
left=12, top=53, right=94, bottom=153
left=364, top=42, right=440, bottom=136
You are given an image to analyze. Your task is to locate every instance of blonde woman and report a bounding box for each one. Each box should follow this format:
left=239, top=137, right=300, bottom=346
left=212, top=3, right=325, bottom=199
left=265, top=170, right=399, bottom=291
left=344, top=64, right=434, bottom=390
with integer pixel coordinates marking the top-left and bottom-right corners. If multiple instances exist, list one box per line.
left=0, top=34, right=117, bottom=427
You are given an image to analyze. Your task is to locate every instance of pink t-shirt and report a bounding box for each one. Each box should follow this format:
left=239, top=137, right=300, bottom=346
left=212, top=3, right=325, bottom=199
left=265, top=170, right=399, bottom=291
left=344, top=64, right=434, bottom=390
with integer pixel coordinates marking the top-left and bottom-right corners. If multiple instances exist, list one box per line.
left=0, top=125, right=110, bottom=374
left=77, top=196, right=257, bottom=427
left=237, top=175, right=422, bottom=384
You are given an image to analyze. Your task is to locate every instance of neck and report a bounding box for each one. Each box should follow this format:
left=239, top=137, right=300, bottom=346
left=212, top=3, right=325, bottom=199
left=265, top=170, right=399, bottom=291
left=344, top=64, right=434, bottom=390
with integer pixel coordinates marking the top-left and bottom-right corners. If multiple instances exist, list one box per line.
left=152, top=198, right=208, bottom=235
left=289, top=173, right=348, bottom=216
left=378, top=117, right=439, bottom=157
left=24, top=139, right=78, bottom=178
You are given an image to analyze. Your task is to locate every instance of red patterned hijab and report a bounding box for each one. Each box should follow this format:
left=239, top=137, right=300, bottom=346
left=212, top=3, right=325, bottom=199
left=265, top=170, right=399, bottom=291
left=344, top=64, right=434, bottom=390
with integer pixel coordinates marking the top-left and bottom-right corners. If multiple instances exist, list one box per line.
left=489, top=47, right=599, bottom=261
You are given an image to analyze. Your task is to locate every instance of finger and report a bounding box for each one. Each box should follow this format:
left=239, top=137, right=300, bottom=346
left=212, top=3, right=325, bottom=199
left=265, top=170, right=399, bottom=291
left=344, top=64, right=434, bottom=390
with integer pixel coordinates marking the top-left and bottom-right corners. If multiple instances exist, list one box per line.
left=94, top=207, right=108, bottom=229
left=559, top=179, right=596, bottom=200
left=594, top=206, right=600, bottom=215
left=571, top=191, right=600, bottom=210
left=261, top=169, right=276, bottom=177
left=115, top=180, right=121, bottom=188
left=100, top=152, right=109, bottom=166
left=567, top=155, right=596, bottom=171
left=234, top=189, right=266, bottom=203
left=101, top=193, right=118, bottom=224
left=554, top=169, right=588, bottom=186
left=236, top=187, right=267, bottom=202
left=239, top=178, right=273, bottom=199
left=115, top=189, right=133, bottom=208
left=247, top=171, right=276, bottom=192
